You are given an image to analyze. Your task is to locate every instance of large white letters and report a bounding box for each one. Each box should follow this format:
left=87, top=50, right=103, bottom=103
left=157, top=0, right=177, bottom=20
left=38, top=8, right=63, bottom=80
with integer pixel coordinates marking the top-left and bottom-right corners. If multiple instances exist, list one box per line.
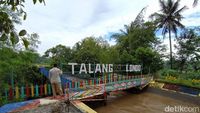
left=95, top=64, right=101, bottom=73
left=68, top=63, right=77, bottom=74
left=68, top=63, right=141, bottom=74
left=108, top=64, right=113, bottom=72
left=102, top=64, right=108, bottom=73
left=79, top=63, right=87, bottom=74
left=88, top=63, right=93, bottom=74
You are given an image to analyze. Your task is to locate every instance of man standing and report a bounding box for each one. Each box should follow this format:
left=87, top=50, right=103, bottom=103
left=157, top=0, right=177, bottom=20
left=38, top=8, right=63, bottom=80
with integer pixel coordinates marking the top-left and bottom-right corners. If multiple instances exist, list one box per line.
left=49, top=64, right=63, bottom=97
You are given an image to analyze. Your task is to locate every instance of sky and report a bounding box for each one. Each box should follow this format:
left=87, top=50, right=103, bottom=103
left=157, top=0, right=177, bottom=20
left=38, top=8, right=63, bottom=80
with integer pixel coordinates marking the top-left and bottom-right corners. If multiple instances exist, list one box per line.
left=17, top=0, right=200, bottom=55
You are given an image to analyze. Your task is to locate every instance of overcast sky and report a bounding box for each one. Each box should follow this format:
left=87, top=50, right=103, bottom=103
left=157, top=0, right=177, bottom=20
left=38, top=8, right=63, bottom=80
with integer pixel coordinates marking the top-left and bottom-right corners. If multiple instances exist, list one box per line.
left=17, top=0, right=200, bottom=55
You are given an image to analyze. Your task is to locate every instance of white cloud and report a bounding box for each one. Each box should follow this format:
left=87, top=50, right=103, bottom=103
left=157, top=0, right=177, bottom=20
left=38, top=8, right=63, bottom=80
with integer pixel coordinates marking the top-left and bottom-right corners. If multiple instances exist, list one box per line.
left=16, top=0, right=200, bottom=55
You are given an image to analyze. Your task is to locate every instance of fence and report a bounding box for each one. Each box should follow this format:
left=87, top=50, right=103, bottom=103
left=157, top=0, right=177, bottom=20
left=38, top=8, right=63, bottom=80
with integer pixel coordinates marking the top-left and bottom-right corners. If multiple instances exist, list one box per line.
left=1, top=74, right=149, bottom=106
left=1, top=84, right=52, bottom=103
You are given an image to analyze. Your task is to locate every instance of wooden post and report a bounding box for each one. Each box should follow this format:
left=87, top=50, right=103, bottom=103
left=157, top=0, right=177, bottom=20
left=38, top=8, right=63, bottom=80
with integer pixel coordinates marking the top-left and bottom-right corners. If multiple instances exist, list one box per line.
left=21, top=86, right=25, bottom=99
left=80, top=81, right=83, bottom=88
left=104, top=74, right=106, bottom=84
left=5, top=90, right=8, bottom=102
left=31, top=84, right=34, bottom=97
left=78, top=81, right=80, bottom=88
left=15, top=86, right=19, bottom=99
left=100, top=77, right=103, bottom=84
left=94, top=79, right=96, bottom=86
left=77, top=81, right=79, bottom=88
left=26, top=85, right=30, bottom=98
left=88, top=80, right=90, bottom=85
left=92, top=79, right=94, bottom=86
left=72, top=81, right=75, bottom=88
left=75, top=81, right=77, bottom=89
left=35, top=85, right=39, bottom=97
left=44, top=84, right=47, bottom=96
left=8, top=85, right=13, bottom=100
left=99, top=78, right=101, bottom=84
left=48, top=84, right=51, bottom=95
left=40, top=84, right=44, bottom=96
left=67, top=82, right=69, bottom=89
left=69, top=82, right=72, bottom=89
left=96, top=79, right=98, bottom=85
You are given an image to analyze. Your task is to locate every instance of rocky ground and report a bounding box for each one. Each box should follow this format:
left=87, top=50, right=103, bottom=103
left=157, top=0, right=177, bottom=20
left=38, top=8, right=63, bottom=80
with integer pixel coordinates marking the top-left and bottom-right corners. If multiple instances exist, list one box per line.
left=14, top=100, right=82, bottom=113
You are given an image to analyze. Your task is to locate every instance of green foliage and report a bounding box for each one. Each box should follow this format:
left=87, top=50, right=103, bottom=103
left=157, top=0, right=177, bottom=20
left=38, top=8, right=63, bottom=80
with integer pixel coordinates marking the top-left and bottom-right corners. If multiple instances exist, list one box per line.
left=22, top=38, right=30, bottom=49
left=0, top=0, right=44, bottom=48
left=175, top=28, right=200, bottom=72
left=112, top=21, right=163, bottom=73
left=0, top=47, right=44, bottom=95
left=158, top=69, right=200, bottom=80
left=157, top=78, right=200, bottom=89
left=0, top=33, right=8, bottom=41
left=158, top=69, right=180, bottom=78
left=44, top=44, right=72, bottom=65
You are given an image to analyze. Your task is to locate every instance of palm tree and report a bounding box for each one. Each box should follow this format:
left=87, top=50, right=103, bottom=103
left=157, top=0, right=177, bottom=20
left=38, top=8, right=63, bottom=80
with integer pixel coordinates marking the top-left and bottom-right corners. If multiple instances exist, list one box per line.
left=151, top=0, right=187, bottom=69
left=111, top=7, right=147, bottom=53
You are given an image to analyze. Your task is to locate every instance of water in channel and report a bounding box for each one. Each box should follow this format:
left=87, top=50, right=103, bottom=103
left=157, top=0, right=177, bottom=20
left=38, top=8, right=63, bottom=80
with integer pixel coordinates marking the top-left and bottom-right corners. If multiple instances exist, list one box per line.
left=86, top=87, right=200, bottom=113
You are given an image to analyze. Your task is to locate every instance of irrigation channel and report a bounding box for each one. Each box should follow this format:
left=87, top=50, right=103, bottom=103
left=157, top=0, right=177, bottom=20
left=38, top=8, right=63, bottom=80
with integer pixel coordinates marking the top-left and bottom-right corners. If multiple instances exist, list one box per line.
left=85, top=87, right=200, bottom=113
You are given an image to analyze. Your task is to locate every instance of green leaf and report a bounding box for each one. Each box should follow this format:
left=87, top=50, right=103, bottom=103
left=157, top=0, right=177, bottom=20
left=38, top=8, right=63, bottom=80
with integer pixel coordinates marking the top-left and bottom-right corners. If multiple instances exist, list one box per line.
left=0, top=33, right=8, bottom=41
left=10, top=32, right=19, bottom=45
left=22, top=38, right=30, bottom=49
left=23, top=12, right=27, bottom=20
left=19, top=30, right=27, bottom=36
left=33, top=0, right=37, bottom=4
left=39, top=0, right=43, bottom=3
left=4, top=27, right=10, bottom=34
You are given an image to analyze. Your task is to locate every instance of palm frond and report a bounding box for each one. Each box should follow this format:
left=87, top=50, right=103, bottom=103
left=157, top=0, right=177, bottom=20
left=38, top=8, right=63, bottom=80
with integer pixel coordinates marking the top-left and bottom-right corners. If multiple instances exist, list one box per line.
left=174, top=20, right=185, bottom=29
left=193, top=0, right=198, bottom=7
left=159, top=0, right=168, bottom=13
left=167, top=0, right=174, bottom=11
left=132, top=6, right=147, bottom=28
left=170, top=0, right=180, bottom=14
left=175, top=6, right=188, bottom=17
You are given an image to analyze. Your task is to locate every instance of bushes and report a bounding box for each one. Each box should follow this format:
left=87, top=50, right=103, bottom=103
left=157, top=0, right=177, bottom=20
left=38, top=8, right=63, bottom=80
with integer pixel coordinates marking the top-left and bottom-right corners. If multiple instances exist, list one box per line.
left=157, top=69, right=200, bottom=88
left=158, top=69, right=180, bottom=78
left=158, top=69, right=200, bottom=80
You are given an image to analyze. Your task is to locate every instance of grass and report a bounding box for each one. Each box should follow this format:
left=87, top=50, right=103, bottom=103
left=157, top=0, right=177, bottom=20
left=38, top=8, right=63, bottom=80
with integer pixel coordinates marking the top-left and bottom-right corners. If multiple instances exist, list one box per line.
left=156, top=78, right=200, bottom=89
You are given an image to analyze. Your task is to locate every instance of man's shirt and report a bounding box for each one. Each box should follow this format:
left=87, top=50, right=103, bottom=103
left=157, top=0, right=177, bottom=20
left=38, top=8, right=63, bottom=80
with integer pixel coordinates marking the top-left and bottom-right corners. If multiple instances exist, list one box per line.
left=49, top=67, right=63, bottom=83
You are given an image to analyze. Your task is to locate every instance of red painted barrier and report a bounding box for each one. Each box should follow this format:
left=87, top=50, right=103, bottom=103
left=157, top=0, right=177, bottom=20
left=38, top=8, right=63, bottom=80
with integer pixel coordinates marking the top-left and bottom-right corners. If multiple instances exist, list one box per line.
left=9, top=86, right=13, bottom=100
left=26, top=85, right=30, bottom=98
left=72, top=81, right=75, bottom=88
left=80, top=81, right=83, bottom=87
left=100, top=80, right=103, bottom=84
left=40, top=84, right=44, bottom=96
left=94, top=79, right=96, bottom=85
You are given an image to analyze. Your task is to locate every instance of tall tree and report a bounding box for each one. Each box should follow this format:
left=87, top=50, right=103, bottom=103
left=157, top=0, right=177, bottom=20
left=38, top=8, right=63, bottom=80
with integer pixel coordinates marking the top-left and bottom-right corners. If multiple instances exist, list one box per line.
left=175, top=29, right=200, bottom=71
left=151, top=0, right=187, bottom=69
left=44, top=44, right=72, bottom=65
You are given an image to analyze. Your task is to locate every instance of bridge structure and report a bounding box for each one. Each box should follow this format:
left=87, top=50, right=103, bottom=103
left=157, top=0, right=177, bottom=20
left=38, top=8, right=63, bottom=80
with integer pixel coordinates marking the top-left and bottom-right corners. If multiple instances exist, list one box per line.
left=0, top=64, right=152, bottom=113
left=40, top=63, right=153, bottom=101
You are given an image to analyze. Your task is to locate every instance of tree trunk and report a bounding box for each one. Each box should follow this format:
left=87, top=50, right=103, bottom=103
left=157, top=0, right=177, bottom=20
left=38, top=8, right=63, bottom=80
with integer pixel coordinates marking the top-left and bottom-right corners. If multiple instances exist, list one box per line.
left=169, top=30, right=173, bottom=69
